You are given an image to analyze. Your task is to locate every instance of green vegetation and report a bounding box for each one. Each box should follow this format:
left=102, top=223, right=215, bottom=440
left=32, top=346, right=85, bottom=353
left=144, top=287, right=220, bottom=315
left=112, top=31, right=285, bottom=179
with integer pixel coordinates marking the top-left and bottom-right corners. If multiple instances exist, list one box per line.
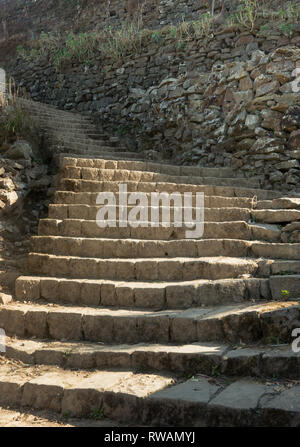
left=16, top=1, right=300, bottom=70
left=281, top=289, right=291, bottom=299
left=89, top=408, right=105, bottom=420
left=0, top=80, right=34, bottom=144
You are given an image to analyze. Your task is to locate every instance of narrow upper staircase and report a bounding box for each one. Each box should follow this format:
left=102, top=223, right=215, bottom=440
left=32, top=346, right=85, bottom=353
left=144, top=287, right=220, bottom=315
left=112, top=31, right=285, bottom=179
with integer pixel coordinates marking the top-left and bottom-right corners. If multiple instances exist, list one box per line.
left=1, top=99, right=300, bottom=427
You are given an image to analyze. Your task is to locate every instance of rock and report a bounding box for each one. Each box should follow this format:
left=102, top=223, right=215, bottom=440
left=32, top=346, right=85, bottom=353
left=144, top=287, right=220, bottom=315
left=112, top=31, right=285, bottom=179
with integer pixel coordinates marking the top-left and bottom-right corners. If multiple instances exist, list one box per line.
left=0, top=293, right=12, bottom=305
left=288, top=130, right=300, bottom=150
left=0, top=190, right=18, bottom=206
left=282, top=222, right=300, bottom=232
left=245, top=114, right=260, bottom=129
left=277, top=160, right=299, bottom=170
left=0, top=178, right=15, bottom=191
left=256, top=81, right=280, bottom=97
left=5, top=140, right=33, bottom=161
left=272, top=198, right=300, bottom=209
left=282, top=105, right=300, bottom=132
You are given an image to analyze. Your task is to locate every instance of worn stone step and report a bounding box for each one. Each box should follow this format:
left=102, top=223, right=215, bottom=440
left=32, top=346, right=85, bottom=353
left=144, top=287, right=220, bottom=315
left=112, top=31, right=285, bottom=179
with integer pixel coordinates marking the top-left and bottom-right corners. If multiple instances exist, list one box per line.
left=266, top=260, right=300, bottom=276
left=251, top=242, right=300, bottom=260
left=250, top=223, right=282, bottom=243
left=15, top=276, right=268, bottom=308
left=62, top=149, right=144, bottom=159
left=59, top=179, right=275, bottom=199
left=28, top=117, right=95, bottom=127
left=40, top=124, right=99, bottom=133
left=38, top=219, right=251, bottom=240
left=58, top=142, right=128, bottom=152
left=52, top=132, right=106, bottom=140
left=0, top=405, right=122, bottom=427
left=252, top=209, right=300, bottom=223
left=269, top=275, right=300, bottom=300
left=18, top=98, right=90, bottom=116
left=30, top=237, right=300, bottom=263
left=5, top=337, right=300, bottom=380
left=51, top=136, right=107, bottom=145
left=53, top=191, right=255, bottom=208
left=0, top=301, right=299, bottom=344
left=30, top=237, right=253, bottom=259
left=27, top=253, right=258, bottom=281
left=0, top=360, right=299, bottom=425
left=61, top=157, right=243, bottom=179
left=48, top=204, right=250, bottom=222
left=256, top=198, right=300, bottom=210
left=61, top=166, right=259, bottom=188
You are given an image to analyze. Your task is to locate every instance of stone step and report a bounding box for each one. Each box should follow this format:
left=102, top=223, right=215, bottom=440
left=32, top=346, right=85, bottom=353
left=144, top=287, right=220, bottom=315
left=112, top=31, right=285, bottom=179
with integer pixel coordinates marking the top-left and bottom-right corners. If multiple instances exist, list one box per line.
left=61, top=166, right=260, bottom=188
left=28, top=116, right=94, bottom=126
left=256, top=198, right=300, bottom=210
left=53, top=191, right=255, bottom=208
left=38, top=219, right=252, bottom=240
left=31, top=119, right=97, bottom=130
left=53, top=139, right=125, bottom=148
left=30, top=236, right=300, bottom=262
left=23, top=109, right=92, bottom=121
left=269, top=275, right=300, bottom=300
left=252, top=209, right=300, bottom=224
left=5, top=337, right=300, bottom=380
left=50, top=136, right=107, bottom=145
left=27, top=253, right=258, bottom=281
left=15, top=276, right=268, bottom=308
left=62, top=150, right=145, bottom=159
left=0, top=405, right=121, bottom=427
left=56, top=153, right=155, bottom=164
left=62, top=156, right=242, bottom=178
left=18, top=98, right=90, bottom=117
left=51, top=132, right=106, bottom=140
left=0, top=360, right=299, bottom=425
left=267, top=260, right=300, bottom=276
left=58, top=178, right=280, bottom=200
left=0, top=301, right=298, bottom=344
left=48, top=204, right=251, bottom=222
left=30, top=236, right=251, bottom=259
left=40, top=124, right=99, bottom=133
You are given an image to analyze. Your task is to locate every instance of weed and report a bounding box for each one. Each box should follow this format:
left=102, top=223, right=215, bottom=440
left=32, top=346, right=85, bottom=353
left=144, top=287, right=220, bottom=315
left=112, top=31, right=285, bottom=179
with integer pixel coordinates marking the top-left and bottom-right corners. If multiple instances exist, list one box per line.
left=61, top=410, right=71, bottom=421
left=89, top=408, right=105, bottom=420
left=234, top=0, right=258, bottom=31
left=0, top=79, right=34, bottom=144
left=281, top=289, right=290, bottom=299
left=151, top=31, right=163, bottom=43
left=211, top=364, right=221, bottom=376
left=177, top=41, right=187, bottom=50
left=281, top=23, right=294, bottom=38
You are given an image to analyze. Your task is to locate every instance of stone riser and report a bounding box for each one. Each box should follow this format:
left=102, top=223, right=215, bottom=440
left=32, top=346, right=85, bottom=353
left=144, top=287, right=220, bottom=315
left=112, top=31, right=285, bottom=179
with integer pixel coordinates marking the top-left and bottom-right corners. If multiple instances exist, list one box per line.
left=0, top=301, right=299, bottom=345
left=59, top=178, right=279, bottom=200
left=30, top=237, right=300, bottom=261
left=61, top=157, right=242, bottom=178
left=48, top=205, right=250, bottom=222
left=27, top=253, right=258, bottom=281
left=5, top=337, right=300, bottom=381
left=38, top=219, right=252, bottom=240
left=15, top=276, right=269, bottom=308
left=0, top=367, right=298, bottom=426
left=53, top=191, right=254, bottom=208
left=61, top=166, right=259, bottom=188
left=62, top=150, right=144, bottom=159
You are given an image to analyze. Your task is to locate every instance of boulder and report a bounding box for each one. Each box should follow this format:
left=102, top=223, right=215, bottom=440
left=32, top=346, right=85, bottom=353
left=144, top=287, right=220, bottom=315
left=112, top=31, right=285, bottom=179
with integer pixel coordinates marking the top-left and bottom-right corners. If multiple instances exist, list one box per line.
left=5, top=140, right=33, bottom=161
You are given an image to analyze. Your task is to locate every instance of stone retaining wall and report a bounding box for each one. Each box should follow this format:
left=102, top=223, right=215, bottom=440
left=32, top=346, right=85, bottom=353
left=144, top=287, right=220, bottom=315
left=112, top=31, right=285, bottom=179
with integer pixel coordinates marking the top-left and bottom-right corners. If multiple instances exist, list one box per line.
left=2, top=1, right=300, bottom=191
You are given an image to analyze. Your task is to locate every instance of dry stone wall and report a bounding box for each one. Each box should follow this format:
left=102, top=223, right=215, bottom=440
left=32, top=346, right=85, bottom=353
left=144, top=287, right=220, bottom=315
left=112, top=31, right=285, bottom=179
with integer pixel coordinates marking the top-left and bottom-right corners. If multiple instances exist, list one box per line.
left=6, top=24, right=300, bottom=191
left=2, top=1, right=300, bottom=191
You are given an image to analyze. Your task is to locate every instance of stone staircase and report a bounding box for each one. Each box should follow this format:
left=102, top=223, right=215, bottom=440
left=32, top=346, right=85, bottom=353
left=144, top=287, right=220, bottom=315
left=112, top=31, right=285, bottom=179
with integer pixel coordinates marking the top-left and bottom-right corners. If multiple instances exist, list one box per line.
left=1, top=99, right=300, bottom=427
left=18, top=98, right=143, bottom=161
